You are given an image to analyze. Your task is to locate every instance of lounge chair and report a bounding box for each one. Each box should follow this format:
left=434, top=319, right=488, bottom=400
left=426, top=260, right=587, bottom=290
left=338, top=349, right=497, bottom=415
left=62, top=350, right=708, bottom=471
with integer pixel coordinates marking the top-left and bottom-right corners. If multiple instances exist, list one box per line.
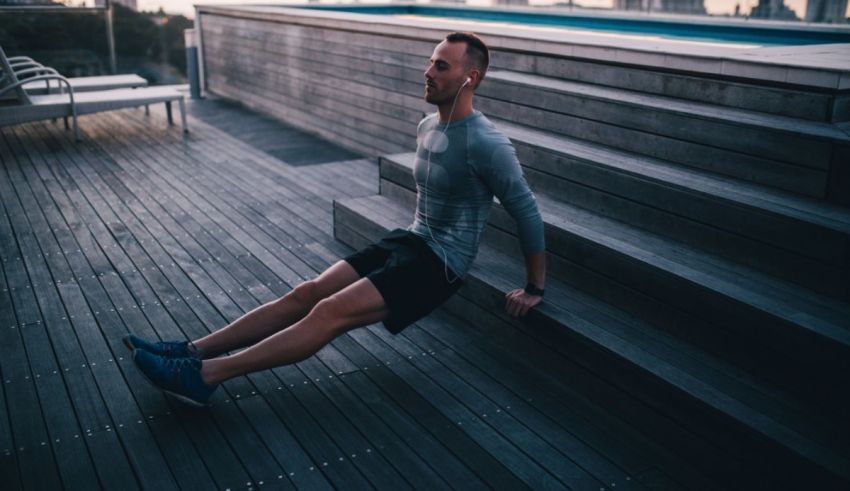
left=0, top=46, right=187, bottom=141
left=0, top=53, right=147, bottom=95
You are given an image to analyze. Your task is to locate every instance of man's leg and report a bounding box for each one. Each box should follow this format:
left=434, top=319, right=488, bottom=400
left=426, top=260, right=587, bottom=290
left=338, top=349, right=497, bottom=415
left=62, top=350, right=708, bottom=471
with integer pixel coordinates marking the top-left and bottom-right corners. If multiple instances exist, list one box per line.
left=193, top=261, right=361, bottom=358
left=200, top=277, right=388, bottom=385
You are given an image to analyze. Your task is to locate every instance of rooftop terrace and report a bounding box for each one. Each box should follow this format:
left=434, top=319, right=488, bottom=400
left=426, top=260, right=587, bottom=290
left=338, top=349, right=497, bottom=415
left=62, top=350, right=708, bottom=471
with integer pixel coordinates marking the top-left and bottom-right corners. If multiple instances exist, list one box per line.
left=0, top=99, right=712, bottom=490
left=3, top=4, right=850, bottom=489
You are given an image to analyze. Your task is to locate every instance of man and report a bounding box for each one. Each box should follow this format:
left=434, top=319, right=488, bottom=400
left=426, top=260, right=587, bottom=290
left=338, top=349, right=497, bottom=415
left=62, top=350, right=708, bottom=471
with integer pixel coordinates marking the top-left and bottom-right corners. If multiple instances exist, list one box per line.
left=127, top=32, right=546, bottom=407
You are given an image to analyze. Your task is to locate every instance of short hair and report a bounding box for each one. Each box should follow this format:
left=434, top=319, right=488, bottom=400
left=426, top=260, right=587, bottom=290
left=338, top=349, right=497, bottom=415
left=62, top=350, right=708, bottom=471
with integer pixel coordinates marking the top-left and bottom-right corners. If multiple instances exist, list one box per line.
left=445, top=32, right=489, bottom=87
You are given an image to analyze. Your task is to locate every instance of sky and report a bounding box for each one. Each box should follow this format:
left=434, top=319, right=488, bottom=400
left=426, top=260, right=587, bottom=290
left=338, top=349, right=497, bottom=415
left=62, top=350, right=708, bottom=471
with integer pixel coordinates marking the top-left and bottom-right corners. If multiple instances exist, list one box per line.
left=129, top=0, right=818, bottom=19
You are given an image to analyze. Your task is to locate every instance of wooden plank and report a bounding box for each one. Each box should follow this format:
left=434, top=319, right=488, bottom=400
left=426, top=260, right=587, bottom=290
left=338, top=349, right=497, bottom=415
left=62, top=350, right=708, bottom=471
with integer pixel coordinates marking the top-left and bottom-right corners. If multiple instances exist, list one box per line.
left=147, top=417, right=218, bottom=491
left=101, top=104, right=756, bottom=488
left=236, top=395, right=336, bottom=491
left=204, top=67, right=418, bottom=150
left=169, top=407, right=254, bottom=490
left=0, top=131, right=95, bottom=491
left=202, top=45, right=424, bottom=125
left=333, top=196, right=724, bottom=488
left=75, top=109, right=418, bottom=490
left=18, top=124, right=260, bottom=485
left=202, top=44, right=426, bottom=122
left=380, top=151, right=850, bottom=410
left=5, top=113, right=372, bottom=490
left=246, top=371, right=378, bottom=490
left=200, top=28, right=426, bottom=87
left=480, top=73, right=833, bottom=169
left=207, top=13, right=831, bottom=123
left=296, top=356, right=456, bottom=490
left=14, top=126, right=192, bottom=418
left=259, top=366, right=413, bottom=490
left=51, top=124, right=259, bottom=401
left=305, top=234, right=544, bottom=489
left=509, top=137, right=846, bottom=270
left=0, top=361, right=21, bottom=491
left=207, top=398, right=292, bottom=490
left=0, top=272, right=26, bottom=491
left=111, top=108, right=346, bottom=266
left=187, top=99, right=361, bottom=167
left=338, top=371, right=489, bottom=490
left=41, top=133, right=444, bottom=491
left=377, top=326, right=636, bottom=489
left=402, top=316, right=654, bottom=487
left=346, top=325, right=569, bottom=489
left=209, top=81, right=405, bottom=157
left=87, top=116, right=311, bottom=289
left=76, top=117, right=300, bottom=304
left=11, top=124, right=187, bottom=490
left=326, top=333, right=530, bottom=490
left=20, top=122, right=224, bottom=346
left=476, top=97, right=824, bottom=197
left=532, top=54, right=832, bottom=122
left=201, top=15, right=435, bottom=66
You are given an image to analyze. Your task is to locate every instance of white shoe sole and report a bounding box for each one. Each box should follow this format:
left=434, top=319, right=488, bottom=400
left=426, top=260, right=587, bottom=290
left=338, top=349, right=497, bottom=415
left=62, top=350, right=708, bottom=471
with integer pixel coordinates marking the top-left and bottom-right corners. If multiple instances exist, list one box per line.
left=131, top=350, right=211, bottom=408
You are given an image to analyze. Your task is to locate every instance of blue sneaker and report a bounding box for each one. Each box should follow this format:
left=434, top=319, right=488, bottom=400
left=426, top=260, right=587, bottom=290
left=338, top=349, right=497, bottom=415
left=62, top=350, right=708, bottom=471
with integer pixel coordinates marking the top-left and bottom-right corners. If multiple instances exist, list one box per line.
left=133, top=349, right=217, bottom=407
left=123, top=334, right=203, bottom=359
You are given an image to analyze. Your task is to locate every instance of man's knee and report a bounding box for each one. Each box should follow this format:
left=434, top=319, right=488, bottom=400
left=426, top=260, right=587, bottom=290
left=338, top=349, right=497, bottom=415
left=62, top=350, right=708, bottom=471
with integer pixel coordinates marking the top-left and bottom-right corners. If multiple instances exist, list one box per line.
left=309, top=295, right=349, bottom=335
left=285, top=280, right=322, bottom=311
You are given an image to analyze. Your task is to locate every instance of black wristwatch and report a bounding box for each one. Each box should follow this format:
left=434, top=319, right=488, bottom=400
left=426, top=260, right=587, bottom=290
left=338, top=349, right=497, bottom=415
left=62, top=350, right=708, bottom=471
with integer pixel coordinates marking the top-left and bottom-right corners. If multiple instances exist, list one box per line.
left=524, top=282, right=545, bottom=297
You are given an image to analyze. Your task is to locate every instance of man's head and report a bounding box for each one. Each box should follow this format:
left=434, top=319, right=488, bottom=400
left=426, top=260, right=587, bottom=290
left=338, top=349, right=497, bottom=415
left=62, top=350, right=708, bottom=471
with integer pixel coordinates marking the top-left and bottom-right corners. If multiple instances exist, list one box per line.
left=424, top=32, right=490, bottom=105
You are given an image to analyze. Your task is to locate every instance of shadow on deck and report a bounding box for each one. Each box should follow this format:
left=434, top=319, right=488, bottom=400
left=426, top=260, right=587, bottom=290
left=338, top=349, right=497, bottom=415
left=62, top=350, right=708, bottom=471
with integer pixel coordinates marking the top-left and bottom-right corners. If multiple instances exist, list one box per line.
left=0, top=99, right=703, bottom=490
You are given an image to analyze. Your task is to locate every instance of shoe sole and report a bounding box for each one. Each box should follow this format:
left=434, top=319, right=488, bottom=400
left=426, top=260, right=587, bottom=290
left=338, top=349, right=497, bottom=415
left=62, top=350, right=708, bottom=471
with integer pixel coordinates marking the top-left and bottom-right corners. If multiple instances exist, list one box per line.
left=131, top=350, right=211, bottom=408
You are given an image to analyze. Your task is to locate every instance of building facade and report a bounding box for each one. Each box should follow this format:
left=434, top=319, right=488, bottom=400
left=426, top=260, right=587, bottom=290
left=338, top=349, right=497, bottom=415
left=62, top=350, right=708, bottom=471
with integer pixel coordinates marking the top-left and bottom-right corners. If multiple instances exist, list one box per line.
left=749, top=0, right=799, bottom=20
left=805, top=0, right=848, bottom=23
left=614, top=0, right=706, bottom=14
left=95, top=0, right=138, bottom=10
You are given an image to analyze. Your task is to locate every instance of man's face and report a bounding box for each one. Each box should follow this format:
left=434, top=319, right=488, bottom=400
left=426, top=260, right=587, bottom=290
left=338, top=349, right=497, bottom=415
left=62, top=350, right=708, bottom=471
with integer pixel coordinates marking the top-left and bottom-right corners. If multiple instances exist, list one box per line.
left=424, top=40, right=468, bottom=105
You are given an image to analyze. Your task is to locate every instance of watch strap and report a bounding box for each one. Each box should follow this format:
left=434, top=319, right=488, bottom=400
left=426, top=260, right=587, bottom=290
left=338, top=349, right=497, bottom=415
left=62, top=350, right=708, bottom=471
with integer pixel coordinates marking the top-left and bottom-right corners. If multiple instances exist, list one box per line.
left=524, top=282, right=545, bottom=297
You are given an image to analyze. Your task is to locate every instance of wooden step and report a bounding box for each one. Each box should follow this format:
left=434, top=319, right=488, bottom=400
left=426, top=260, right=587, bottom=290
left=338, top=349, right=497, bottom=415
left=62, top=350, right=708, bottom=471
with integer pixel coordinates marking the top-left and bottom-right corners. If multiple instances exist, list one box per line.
left=491, top=120, right=850, bottom=300
left=379, top=152, right=850, bottom=407
left=333, top=193, right=850, bottom=489
left=524, top=52, right=847, bottom=123
left=478, top=70, right=850, bottom=201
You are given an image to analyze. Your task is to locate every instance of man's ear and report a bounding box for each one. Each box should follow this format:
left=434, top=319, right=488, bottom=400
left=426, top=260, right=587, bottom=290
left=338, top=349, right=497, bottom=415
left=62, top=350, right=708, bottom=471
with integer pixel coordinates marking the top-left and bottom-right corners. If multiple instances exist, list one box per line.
left=468, top=69, right=482, bottom=89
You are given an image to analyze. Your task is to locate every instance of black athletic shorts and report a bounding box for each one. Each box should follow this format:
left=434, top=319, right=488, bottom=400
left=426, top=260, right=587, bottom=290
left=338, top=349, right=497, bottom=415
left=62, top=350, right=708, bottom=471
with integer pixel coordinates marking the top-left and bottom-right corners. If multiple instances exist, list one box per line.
left=344, top=229, right=463, bottom=334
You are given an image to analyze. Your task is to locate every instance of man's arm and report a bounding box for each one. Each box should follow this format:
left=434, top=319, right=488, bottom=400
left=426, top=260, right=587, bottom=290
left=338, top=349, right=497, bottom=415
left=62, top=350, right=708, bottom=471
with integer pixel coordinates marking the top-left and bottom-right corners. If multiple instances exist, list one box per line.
left=505, top=250, right=546, bottom=317
left=475, top=141, right=546, bottom=317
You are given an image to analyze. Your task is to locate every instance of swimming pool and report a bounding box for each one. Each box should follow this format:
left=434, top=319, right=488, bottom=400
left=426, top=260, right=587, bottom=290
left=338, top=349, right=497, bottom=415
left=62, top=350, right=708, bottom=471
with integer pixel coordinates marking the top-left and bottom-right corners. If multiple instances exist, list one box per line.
left=293, top=4, right=850, bottom=46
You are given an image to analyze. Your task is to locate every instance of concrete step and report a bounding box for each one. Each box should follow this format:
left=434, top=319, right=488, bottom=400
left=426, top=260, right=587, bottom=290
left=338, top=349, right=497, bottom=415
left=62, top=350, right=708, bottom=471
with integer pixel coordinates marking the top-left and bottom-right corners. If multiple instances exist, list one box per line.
left=379, top=152, right=850, bottom=407
left=333, top=193, right=850, bottom=489
left=478, top=70, right=850, bottom=202
left=489, top=121, right=850, bottom=300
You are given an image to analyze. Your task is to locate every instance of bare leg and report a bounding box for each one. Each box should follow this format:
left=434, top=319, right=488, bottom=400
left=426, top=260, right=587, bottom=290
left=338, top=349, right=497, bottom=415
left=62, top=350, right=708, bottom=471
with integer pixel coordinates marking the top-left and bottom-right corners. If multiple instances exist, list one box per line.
left=193, top=261, right=360, bottom=357
left=201, top=278, right=388, bottom=385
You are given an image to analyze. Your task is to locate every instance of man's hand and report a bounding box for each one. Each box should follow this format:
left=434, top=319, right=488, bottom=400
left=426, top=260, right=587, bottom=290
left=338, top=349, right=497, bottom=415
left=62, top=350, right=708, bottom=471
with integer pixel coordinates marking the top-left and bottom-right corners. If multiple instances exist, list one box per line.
left=505, top=288, right=542, bottom=317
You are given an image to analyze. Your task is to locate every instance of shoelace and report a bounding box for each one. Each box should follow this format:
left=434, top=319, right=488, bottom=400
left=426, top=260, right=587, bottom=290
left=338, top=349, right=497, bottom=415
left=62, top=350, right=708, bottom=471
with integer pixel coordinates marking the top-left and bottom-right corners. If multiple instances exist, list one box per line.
left=165, top=356, right=198, bottom=377
left=159, top=341, right=185, bottom=357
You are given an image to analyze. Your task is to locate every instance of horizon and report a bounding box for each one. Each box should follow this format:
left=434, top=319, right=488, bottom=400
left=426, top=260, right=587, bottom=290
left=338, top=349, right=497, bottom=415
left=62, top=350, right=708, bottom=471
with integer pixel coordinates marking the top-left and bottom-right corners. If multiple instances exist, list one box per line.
left=130, top=0, right=828, bottom=20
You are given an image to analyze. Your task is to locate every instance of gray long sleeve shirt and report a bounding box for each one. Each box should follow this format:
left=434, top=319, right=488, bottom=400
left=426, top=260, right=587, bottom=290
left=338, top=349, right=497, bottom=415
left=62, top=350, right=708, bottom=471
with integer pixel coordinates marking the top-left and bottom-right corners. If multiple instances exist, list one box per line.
left=408, top=110, right=545, bottom=278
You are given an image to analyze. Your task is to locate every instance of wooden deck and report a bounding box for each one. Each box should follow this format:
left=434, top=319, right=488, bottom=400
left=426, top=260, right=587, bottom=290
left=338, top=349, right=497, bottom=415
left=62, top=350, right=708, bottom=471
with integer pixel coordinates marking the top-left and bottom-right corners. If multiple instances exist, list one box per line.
left=0, top=99, right=701, bottom=490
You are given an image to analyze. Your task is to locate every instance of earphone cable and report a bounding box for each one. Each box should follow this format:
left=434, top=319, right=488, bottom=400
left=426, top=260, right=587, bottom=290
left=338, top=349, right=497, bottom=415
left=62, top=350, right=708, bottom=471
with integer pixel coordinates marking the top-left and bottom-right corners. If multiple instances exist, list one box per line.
left=423, top=79, right=468, bottom=284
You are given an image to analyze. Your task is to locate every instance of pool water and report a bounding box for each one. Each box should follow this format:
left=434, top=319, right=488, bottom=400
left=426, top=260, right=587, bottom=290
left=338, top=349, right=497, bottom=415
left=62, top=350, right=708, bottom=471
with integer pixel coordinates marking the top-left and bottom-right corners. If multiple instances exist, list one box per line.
left=295, top=4, right=850, bottom=46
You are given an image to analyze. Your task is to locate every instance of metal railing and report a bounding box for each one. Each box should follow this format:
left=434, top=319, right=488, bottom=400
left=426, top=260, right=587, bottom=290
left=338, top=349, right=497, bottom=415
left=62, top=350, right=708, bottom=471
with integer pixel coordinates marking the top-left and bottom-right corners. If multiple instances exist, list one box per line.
left=0, top=1, right=117, bottom=74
